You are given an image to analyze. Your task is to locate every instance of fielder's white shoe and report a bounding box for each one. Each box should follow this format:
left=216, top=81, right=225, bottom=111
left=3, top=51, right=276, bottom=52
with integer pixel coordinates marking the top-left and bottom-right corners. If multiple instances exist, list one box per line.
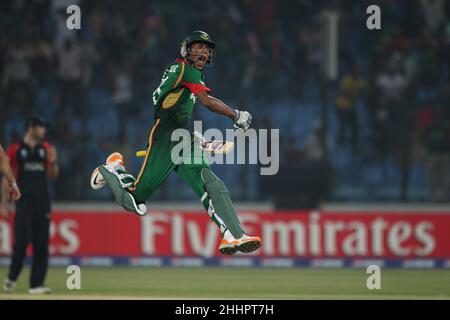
left=29, top=286, right=51, bottom=294
left=3, top=278, right=16, bottom=293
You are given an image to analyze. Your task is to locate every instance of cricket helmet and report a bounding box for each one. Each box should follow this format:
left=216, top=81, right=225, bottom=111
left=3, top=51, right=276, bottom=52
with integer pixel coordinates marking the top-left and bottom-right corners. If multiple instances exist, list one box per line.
left=180, top=30, right=216, bottom=66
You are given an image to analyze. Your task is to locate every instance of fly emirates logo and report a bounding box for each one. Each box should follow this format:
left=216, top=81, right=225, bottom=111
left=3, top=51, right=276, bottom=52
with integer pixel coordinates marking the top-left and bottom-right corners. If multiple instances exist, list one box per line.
left=140, top=212, right=436, bottom=257
left=0, top=212, right=437, bottom=258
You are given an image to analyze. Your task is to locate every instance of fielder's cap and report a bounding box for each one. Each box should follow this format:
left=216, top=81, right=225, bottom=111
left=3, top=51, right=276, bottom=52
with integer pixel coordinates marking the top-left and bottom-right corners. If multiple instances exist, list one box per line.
left=25, top=115, right=51, bottom=129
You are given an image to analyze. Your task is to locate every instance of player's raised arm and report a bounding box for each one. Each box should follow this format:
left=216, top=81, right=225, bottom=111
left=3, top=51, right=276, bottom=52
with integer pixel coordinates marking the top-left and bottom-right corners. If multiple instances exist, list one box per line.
left=196, top=91, right=252, bottom=131
left=196, top=91, right=236, bottom=120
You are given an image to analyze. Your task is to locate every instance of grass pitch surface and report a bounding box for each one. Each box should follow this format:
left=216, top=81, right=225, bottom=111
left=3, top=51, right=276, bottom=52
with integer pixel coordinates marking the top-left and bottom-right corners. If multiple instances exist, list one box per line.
left=1, top=267, right=449, bottom=300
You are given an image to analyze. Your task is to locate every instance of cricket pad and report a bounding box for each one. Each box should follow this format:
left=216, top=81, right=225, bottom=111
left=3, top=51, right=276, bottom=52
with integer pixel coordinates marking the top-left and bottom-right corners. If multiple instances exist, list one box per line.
left=201, top=168, right=244, bottom=239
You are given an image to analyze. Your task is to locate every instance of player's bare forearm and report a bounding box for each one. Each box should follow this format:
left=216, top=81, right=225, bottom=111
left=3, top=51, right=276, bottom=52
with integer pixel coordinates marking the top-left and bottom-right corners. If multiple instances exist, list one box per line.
left=196, top=90, right=237, bottom=120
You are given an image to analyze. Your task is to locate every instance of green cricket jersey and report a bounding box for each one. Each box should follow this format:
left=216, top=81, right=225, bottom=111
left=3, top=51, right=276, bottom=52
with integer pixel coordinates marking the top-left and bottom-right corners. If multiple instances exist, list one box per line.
left=152, top=58, right=211, bottom=127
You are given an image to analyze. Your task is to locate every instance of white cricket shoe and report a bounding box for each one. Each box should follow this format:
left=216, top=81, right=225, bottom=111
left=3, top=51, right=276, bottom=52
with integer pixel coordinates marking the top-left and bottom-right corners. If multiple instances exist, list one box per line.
left=90, top=152, right=125, bottom=190
left=3, top=278, right=16, bottom=293
left=219, top=232, right=262, bottom=255
left=235, top=234, right=262, bottom=253
left=29, top=286, right=51, bottom=294
left=90, top=166, right=105, bottom=190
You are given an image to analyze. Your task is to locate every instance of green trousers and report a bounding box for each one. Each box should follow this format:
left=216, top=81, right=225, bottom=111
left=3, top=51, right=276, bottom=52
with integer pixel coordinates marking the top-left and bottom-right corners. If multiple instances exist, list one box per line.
left=129, top=120, right=206, bottom=202
left=128, top=119, right=244, bottom=238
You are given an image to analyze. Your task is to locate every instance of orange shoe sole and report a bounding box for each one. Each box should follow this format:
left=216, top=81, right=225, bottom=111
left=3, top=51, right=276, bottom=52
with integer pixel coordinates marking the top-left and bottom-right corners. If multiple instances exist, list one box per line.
left=106, top=152, right=124, bottom=165
left=219, top=240, right=238, bottom=255
left=219, top=237, right=262, bottom=255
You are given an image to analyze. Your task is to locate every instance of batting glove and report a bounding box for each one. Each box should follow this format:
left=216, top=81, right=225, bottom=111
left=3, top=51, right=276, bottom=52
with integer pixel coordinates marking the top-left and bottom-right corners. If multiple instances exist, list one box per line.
left=234, top=109, right=252, bottom=132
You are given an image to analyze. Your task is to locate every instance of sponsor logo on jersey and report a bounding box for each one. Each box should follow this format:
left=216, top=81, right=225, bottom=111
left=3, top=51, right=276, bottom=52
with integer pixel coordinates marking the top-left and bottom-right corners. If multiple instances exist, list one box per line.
left=24, top=162, right=45, bottom=172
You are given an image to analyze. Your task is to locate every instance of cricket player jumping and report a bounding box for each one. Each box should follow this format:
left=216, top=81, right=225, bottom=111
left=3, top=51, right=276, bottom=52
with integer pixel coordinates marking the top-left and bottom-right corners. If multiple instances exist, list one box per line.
left=91, top=31, right=261, bottom=255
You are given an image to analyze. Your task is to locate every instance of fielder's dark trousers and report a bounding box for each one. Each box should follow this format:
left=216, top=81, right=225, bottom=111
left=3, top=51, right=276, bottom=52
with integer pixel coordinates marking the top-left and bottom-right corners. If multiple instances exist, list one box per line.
left=8, top=195, right=51, bottom=288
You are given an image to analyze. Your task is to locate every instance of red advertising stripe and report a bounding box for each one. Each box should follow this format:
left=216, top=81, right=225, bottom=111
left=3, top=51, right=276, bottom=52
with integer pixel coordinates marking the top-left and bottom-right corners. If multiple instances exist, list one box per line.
left=254, top=212, right=450, bottom=258
left=1, top=210, right=450, bottom=258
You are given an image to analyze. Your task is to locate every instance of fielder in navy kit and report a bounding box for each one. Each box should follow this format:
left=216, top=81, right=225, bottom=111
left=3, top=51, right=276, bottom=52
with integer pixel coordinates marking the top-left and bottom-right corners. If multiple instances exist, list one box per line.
left=1, top=116, right=59, bottom=294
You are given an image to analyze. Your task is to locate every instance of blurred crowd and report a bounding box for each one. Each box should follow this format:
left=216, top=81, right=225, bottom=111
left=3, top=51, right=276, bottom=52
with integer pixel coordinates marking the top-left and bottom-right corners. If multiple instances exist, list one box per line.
left=0, top=0, right=449, bottom=202
left=333, top=0, right=450, bottom=201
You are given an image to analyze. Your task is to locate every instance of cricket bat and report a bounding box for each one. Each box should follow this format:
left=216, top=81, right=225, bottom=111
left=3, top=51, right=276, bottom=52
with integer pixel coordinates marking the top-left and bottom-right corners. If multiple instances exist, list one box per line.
left=136, top=131, right=234, bottom=157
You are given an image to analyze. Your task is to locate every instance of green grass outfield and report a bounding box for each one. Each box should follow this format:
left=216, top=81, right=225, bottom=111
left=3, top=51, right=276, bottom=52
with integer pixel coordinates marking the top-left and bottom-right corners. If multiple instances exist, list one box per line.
left=1, top=267, right=450, bottom=300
